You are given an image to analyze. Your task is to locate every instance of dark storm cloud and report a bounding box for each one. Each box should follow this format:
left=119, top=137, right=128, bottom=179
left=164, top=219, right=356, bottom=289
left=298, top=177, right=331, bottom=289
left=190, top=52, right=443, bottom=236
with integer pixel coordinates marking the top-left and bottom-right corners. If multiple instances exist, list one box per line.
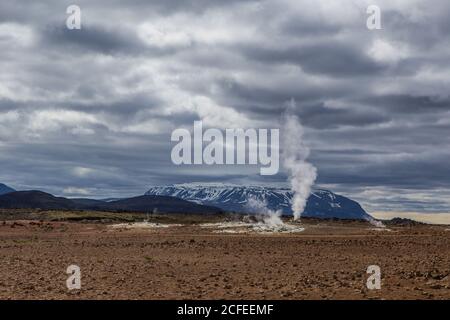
left=240, top=41, right=386, bottom=77
left=280, top=17, right=343, bottom=37
left=362, top=94, right=450, bottom=114
left=64, top=93, right=163, bottom=117
left=42, top=25, right=146, bottom=55
left=382, top=7, right=450, bottom=50
left=0, top=99, right=24, bottom=112
left=0, top=0, right=260, bottom=23
left=41, top=24, right=190, bottom=57
left=1, top=0, right=450, bottom=213
left=241, top=102, right=390, bottom=129
left=205, top=75, right=358, bottom=117
left=106, top=0, right=261, bottom=15
left=297, top=104, right=389, bottom=129
left=315, top=152, right=450, bottom=189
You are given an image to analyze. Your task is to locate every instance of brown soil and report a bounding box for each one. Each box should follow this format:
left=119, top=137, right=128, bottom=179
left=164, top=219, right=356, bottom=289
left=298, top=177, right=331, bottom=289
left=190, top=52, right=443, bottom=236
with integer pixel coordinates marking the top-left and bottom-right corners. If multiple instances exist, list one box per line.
left=0, top=216, right=449, bottom=300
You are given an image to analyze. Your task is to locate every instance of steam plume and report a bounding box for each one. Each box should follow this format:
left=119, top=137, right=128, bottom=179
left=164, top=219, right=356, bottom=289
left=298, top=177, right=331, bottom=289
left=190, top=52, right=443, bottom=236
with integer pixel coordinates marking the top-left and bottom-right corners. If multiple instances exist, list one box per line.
left=368, top=217, right=386, bottom=228
left=246, top=197, right=283, bottom=227
left=282, top=101, right=317, bottom=220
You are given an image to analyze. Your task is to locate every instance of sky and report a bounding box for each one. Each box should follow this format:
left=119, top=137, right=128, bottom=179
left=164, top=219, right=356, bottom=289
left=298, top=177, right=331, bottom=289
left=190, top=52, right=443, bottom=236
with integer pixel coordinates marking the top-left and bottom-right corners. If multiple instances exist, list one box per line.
left=0, top=0, right=449, bottom=214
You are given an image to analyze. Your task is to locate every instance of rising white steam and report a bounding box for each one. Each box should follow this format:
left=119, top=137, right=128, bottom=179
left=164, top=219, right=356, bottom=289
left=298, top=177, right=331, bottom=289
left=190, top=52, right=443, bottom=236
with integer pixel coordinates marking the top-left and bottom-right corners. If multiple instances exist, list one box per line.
left=242, top=197, right=304, bottom=233
left=246, top=197, right=284, bottom=227
left=282, top=102, right=317, bottom=220
left=368, top=217, right=386, bottom=228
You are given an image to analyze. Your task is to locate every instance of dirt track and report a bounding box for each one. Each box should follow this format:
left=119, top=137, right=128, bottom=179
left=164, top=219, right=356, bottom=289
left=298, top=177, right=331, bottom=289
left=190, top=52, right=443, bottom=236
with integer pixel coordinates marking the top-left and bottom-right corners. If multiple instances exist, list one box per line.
left=0, top=218, right=449, bottom=300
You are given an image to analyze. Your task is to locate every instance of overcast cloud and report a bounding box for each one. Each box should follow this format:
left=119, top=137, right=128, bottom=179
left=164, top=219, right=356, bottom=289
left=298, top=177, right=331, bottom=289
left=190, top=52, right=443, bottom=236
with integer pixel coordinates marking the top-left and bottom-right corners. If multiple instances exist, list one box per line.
left=0, top=0, right=449, bottom=213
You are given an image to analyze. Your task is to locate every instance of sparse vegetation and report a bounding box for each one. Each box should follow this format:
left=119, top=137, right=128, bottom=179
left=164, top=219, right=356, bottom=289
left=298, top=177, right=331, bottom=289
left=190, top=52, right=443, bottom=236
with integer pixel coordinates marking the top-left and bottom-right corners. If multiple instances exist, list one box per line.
left=0, top=208, right=232, bottom=224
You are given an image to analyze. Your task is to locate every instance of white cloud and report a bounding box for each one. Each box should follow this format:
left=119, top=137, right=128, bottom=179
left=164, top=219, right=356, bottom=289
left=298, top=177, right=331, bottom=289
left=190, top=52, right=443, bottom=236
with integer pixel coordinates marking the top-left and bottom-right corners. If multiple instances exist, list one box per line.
left=121, top=118, right=173, bottom=135
left=63, top=187, right=90, bottom=196
left=0, top=23, right=34, bottom=47
left=368, top=39, right=410, bottom=64
left=29, top=110, right=101, bottom=132
left=72, top=167, right=95, bottom=177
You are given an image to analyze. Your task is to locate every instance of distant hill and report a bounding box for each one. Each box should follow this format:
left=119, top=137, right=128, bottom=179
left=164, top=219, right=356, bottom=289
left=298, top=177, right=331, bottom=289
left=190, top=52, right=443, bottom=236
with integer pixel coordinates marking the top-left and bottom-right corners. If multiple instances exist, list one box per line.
left=87, top=195, right=222, bottom=214
left=386, top=217, right=425, bottom=227
left=0, top=190, right=221, bottom=214
left=70, top=198, right=107, bottom=207
left=0, top=183, right=15, bottom=195
left=146, top=184, right=372, bottom=220
left=0, top=190, right=77, bottom=210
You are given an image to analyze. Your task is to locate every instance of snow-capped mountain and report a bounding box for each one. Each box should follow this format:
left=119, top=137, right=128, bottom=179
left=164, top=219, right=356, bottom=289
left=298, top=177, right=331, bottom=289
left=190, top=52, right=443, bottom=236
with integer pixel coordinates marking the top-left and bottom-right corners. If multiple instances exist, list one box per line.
left=145, top=183, right=372, bottom=220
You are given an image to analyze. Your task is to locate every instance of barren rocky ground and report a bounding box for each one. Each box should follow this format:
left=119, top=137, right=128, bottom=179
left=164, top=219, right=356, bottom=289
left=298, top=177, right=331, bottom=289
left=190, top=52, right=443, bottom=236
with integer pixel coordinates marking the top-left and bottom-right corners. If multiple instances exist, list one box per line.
left=0, top=216, right=449, bottom=300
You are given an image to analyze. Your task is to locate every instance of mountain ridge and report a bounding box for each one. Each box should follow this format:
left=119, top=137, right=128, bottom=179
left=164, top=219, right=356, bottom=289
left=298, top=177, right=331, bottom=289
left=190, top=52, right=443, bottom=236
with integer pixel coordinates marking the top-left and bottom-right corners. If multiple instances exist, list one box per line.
left=0, top=183, right=15, bottom=195
left=146, top=184, right=372, bottom=220
left=0, top=183, right=371, bottom=220
left=0, top=190, right=222, bottom=214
